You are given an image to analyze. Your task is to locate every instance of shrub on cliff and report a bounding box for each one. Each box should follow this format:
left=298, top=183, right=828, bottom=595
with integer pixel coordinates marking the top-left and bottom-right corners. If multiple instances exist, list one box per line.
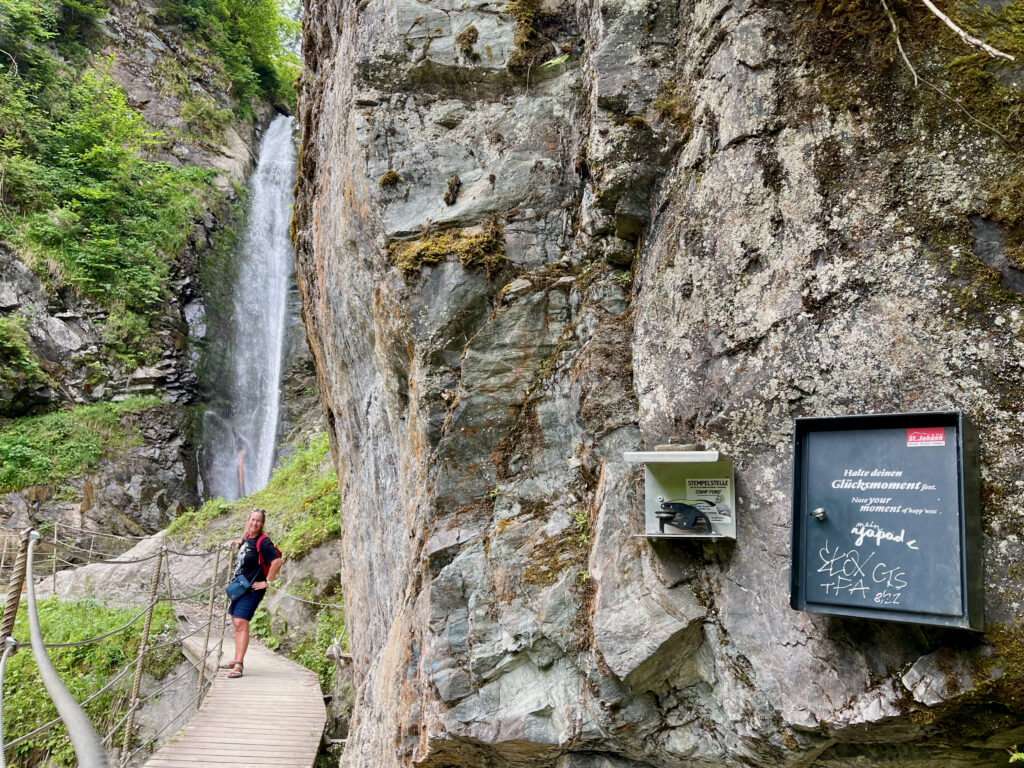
left=0, top=0, right=297, bottom=367
left=0, top=0, right=223, bottom=365
left=156, top=0, right=300, bottom=111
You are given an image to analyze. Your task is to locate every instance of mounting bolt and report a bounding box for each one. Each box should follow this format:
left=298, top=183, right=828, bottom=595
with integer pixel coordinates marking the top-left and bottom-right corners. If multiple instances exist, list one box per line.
left=810, top=507, right=826, bottom=521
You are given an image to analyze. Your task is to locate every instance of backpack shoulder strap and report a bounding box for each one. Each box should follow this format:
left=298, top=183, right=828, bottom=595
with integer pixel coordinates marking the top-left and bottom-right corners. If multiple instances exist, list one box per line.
left=256, top=534, right=269, bottom=578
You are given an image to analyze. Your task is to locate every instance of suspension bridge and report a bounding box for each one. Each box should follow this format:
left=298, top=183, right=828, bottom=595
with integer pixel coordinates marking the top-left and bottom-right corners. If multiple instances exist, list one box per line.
left=0, top=523, right=334, bottom=767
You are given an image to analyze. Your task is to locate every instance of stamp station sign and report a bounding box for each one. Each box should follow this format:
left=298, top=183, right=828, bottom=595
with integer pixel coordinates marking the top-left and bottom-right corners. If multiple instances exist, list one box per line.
left=790, top=412, right=982, bottom=629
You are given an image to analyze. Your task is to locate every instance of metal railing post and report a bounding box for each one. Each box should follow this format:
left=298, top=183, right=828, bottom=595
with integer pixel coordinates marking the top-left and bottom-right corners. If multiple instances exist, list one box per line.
left=195, top=546, right=222, bottom=709
left=0, top=530, right=30, bottom=645
left=25, top=531, right=109, bottom=768
left=120, top=546, right=164, bottom=765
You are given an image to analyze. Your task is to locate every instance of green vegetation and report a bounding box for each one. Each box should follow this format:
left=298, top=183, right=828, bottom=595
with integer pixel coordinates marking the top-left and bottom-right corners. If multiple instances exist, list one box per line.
left=388, top=221, right=507, bottom=276
left=155, top=0, right=300, bottom=111
left=572, top=507, right=590, bottom=546
left=4, top=598, right=179, bottom=768
left=0, top=0, right=297, bottom=367
left=0, top=315, right=50, bottom=390
left=0, top=397, right=163, bottom=492
left=252, top=601, right=347, bottom=690
left=0, top=0, right=222, bottom=365
left=287, top=607, right=347, bottom=689
left=168, top=430, right=340, bottom=559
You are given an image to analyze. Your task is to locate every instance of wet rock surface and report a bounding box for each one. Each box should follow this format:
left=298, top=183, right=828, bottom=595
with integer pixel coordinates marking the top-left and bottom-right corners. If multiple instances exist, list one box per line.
left=293, top=0, right=1024, bottom=766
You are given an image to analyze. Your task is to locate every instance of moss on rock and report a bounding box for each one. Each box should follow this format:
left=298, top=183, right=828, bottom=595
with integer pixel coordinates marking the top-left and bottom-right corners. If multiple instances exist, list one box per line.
left=378, top=169, right=405, bottom=188
left=455, top=25, right=480, bottom=61
left=388, top=221, right=506, bottom=276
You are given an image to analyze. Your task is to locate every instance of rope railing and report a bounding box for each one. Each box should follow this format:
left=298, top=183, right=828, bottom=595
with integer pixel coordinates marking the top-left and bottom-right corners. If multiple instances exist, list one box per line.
left=0, top=530, right=237, bottom=767
left=40, top=599, right=158, bottom=649
left=24, top=531, right=109, bottom=767
left=267, top=583, right=345, bottom=610
left=3, top=656, right=138, bottom=752
left=123, top=690, right=205, bottom=765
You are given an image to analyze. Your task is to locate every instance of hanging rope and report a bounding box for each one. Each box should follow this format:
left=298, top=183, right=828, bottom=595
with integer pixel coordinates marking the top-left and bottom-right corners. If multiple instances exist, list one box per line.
left=268, top=584, right=345, bottom=610
left=48, top=539, right=166, bottom=566
left=0, top=531, right=30, bottom=645
left=123, top=690, right=205, bottom=764
left=120, top=546, right=164, bottom=765
left=40, top=600, right=158, bottom=649
left=195, top=545, right=222, bottom=708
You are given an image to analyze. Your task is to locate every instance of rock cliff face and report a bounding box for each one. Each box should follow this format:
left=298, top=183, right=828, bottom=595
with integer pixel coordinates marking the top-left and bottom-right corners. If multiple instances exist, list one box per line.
left=292, top=0, right=1024, bottom=765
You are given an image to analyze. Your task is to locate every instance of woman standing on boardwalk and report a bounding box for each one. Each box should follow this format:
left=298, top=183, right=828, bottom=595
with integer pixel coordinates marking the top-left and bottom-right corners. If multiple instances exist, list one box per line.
left=221, top=508, right=282, bottom=678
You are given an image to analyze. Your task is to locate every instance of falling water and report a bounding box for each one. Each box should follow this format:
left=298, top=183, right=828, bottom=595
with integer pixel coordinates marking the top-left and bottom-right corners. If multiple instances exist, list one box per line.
left=201, top=115, right=296, bottom=500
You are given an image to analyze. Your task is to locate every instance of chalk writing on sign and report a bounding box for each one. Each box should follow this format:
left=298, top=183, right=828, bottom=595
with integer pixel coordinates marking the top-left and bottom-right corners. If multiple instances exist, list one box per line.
left=850, top=521, right=919, bottom=550
left=817, top=539, right=908, bottom=605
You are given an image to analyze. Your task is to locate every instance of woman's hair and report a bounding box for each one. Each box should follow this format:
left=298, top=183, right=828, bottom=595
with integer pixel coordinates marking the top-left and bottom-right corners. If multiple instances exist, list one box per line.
left=251, top=508, right=267, bottom=522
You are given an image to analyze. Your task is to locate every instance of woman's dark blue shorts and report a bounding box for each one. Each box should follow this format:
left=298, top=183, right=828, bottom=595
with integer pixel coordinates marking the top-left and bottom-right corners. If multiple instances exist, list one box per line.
left=228, top=587, right=266, bottom=621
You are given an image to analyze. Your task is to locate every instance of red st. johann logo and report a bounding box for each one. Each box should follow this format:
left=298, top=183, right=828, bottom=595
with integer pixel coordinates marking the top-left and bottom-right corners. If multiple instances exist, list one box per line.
left=906, top=427, right=945, bottom=447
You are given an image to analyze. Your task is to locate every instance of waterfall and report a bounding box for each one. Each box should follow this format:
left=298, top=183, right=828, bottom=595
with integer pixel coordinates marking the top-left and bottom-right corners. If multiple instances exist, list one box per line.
left=200, top=114, right=297, bottom=500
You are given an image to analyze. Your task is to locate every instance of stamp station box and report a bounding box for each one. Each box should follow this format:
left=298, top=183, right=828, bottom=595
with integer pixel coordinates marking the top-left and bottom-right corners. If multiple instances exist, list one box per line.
left=624, top=447, right=736, bottom=539
left=790, top=411, right=982, bottom=630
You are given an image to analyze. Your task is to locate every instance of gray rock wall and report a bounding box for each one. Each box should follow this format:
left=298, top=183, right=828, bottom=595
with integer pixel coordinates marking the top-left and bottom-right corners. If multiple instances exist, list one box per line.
left=293, top=0, right=1024, bottom=765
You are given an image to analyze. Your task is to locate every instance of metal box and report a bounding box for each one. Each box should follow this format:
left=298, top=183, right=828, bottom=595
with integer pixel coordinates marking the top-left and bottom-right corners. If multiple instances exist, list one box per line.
left=790, top=411, right=982, bottom=629
left=624, top=449, right=736, bottom=539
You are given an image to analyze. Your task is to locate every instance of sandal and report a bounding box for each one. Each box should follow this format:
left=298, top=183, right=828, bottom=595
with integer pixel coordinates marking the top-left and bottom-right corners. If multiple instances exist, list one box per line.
left=218, top=659, right=242, bottom=670
left=227, top=661, right=244, bottom=678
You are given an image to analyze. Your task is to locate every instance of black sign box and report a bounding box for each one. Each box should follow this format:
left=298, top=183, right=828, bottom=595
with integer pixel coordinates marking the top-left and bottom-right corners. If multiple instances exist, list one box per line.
left=790, top=412, right=982, bottom=630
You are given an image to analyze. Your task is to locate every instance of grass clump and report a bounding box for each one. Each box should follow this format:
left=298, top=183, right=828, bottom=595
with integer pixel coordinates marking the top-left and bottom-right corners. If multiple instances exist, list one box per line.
left=3, top=598, right=179, bottom=768
left=286, top=606, right=347, bottom=690
left=388, top=221, right=506, bottom=276
left=168, top=430, right=340, bottom=560
left=653, top=79, right=694, bottom=135
left=180, top=95, right=234, bottom=139
left=504, top=0, right=558, bottom=75
left=0, top=397, right=163, bottom=493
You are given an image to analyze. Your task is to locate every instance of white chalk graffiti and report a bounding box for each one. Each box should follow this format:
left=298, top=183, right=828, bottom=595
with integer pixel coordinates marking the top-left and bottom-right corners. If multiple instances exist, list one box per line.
left=850, top=521, right=919, bottom=550
left=817, top=540, right=908, bottom=604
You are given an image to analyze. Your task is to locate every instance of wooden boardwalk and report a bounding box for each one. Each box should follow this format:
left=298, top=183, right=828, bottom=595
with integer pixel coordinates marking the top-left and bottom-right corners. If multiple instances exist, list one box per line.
left=144, top=635, right=327, bottom=768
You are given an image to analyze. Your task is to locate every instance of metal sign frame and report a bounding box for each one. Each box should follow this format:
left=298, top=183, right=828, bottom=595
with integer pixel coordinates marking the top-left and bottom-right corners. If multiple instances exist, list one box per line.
left=790, top=411, right=982, bottom=630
